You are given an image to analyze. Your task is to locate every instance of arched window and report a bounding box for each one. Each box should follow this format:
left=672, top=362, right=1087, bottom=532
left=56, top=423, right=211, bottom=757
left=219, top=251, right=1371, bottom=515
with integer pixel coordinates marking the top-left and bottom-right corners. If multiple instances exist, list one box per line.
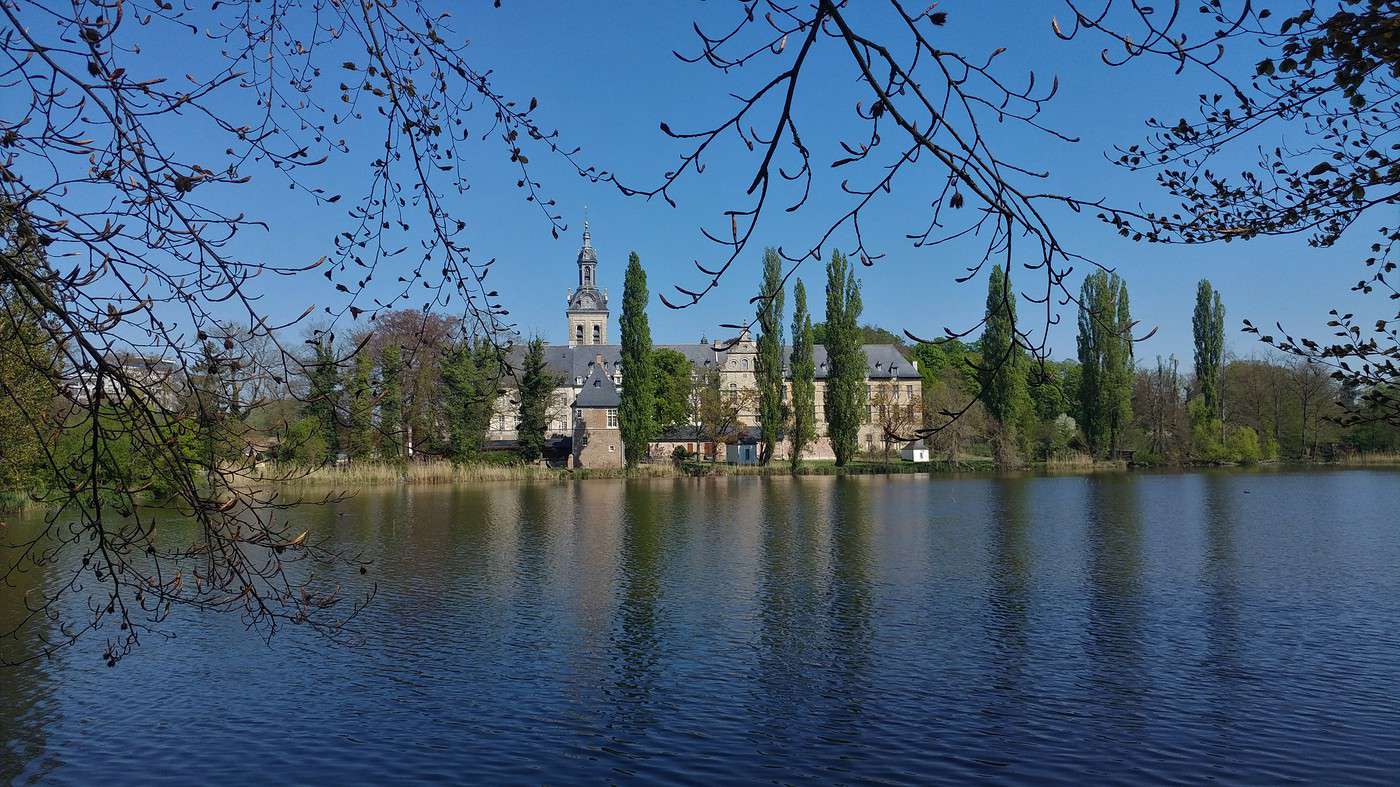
left=575, top=324, right=584, bottom=343
left=592, top=324, right=601, bottom=344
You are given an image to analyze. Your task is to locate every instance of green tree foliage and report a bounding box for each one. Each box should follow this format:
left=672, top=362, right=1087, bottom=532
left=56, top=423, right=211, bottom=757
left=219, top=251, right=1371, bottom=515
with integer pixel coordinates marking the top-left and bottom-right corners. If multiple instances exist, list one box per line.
left=345, top=351, right=376, bottom=459
left=55, top=406, right=201, bottom=500
left=304, top=336, right=341, bottom=464
left=277, top=415, right=331, bottom=468
left=1111, top=278, right=1135, bottom=449
left=979, top=264, right=1032, bottom=463
left=755, top=248, right=787, bottom=464
left=1028, top=362, right=1068, bottom=422
left=788, top=278, right=817, bottom=470
left=651, top=348, right=694, bottom=432
left=441, top=338, right=495, bottom=463
left=811, top=322, right=908, bottom=355
left=824, top=250, right=865, bottom=466
left=618, top=252, right=656, bottom=467
left=377, top=344, right=404, bottom=461
left=0, top=213, right=59, bottom=494
left=912, top=339, right=978, bottom=396
left=1192, top=279, right=1226, bottom=416
left=516, top=336, right=558, bottom=463
left=1077, top=271, right=1135, bottom=456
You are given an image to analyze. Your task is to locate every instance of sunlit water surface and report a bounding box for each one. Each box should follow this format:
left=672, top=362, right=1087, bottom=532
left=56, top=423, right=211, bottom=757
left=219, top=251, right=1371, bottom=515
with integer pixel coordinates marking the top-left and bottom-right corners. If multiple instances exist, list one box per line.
left=3, top=470, right=1400, bottom=784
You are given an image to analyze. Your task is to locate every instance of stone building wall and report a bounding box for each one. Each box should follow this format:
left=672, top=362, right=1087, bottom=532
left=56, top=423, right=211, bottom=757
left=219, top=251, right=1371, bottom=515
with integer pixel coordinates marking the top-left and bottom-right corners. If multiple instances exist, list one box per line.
left=572, top=406, right=622, bottom=468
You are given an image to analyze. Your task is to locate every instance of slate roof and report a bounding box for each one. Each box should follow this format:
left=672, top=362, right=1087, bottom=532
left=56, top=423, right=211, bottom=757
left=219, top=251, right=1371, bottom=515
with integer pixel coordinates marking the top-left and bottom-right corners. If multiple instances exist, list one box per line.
left=574, top=362, right=620, bottom=408
left=501, top=340, right=919, bottom=387
left=800, top=344, right=920, bottom=380
left=654, top=425, right=709, bottom=442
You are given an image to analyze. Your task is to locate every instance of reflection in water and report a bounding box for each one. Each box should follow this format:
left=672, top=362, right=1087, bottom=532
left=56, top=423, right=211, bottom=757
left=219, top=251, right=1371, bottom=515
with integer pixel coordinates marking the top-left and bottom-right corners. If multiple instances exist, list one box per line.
left=752, top=479, right=825, bottom=734
left=986, top=476, right=1033, bottom=701
left=1084, top=475, right=1147, bottom=725
left=0, top=518, right=59, bottom=784
left=4, top=472, right=1400, bottom=784
left=511, top=483, right=555, bottom=655
left=607, top=483, right=667, bottom=740
left=1201, top=473, right=1245, bottom=732
left=825, top=478, right=873, bottom=741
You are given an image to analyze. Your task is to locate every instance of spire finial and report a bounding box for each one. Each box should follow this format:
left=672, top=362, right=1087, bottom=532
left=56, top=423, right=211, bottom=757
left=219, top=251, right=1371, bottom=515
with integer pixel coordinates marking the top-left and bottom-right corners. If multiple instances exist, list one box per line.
left=582, top=205, right=590, bottom=246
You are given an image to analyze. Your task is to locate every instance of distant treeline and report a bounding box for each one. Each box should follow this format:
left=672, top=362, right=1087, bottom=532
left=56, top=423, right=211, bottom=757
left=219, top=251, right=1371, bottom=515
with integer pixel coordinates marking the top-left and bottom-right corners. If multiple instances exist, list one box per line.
left=4, top=262, right=1398, bottom=510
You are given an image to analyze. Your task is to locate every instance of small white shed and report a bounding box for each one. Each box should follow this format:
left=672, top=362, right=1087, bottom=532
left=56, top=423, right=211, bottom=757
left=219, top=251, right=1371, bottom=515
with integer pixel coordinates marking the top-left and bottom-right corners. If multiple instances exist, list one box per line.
left=899, top=441, right=930, bottom=462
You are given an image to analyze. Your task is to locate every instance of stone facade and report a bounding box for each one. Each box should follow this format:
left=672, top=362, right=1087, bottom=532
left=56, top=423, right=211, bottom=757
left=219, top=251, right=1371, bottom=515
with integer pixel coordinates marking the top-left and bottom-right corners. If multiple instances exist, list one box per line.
left=488, top=225, right=923, bottom=466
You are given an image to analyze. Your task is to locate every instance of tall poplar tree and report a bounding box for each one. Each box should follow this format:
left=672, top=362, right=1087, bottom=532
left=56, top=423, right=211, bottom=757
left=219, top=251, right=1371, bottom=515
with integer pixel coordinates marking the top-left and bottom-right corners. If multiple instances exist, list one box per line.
left=1076, top=271, right=1135, bottom=456
left=378, top=344, right=404, bottom=461
left=978, top=264, right=1031, bottom=464
left=1108, top=277, right=1135, bottom=451
left=516, top=336, right=557, bottom=463
left=618, top=252, right=655, bottom=467
left=755, top=248, right=787, bottom=464
left=788, top=278, right=816, bottom=471
left=1192, top=279, right=1226, bottom=417
left=824, top=250, right=865, bottom=466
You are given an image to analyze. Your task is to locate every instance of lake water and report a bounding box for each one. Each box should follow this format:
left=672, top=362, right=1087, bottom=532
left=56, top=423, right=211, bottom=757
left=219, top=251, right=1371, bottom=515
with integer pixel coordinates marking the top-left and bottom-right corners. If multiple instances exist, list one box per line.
left=3, top=470, right=1400, bottom=784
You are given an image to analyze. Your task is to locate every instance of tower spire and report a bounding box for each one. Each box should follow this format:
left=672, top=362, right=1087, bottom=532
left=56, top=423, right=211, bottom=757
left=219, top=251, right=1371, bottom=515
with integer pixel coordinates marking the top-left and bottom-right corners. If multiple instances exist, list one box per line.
left=567, top=211, right=607, bottom=346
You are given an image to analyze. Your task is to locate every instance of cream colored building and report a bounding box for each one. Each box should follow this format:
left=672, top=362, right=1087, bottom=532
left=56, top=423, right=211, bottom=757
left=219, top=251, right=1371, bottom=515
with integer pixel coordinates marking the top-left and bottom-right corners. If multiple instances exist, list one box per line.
left=489, top=224, right=923, bottom=467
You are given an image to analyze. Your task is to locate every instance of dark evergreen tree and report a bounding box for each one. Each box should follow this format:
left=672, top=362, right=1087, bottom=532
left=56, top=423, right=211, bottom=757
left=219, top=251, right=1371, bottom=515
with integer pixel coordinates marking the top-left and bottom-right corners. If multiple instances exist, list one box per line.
left=824, top=251, right=865, bottom=466
left=755, top=248, right=787, bottom=464
left=516, top=336, right=557, bottom=463
left=618, top=252, right=655, bottom=467
left=441, top=337, right=493, bottom=462
left=788, top=278, right=816, bottom=471
left=377, top=344, right=404, bottom=461
left=979, top=264, right=1031, bottom=465
left=305, top=336, right=341, bottom=463
left=1193, top=279, right=1226, bottom=417
left=345, top=351, right=375, bottom=459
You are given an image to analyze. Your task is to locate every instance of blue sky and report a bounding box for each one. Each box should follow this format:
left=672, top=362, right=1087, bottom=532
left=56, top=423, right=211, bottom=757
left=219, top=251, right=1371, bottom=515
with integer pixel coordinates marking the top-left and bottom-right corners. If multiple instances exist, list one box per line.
left=143, top=1, right=1381, bottom=362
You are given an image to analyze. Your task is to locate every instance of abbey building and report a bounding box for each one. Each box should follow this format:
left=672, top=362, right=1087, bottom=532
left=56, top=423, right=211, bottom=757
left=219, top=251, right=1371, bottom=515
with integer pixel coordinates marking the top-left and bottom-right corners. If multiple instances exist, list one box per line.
left=487, top=225, right=922, bottom=468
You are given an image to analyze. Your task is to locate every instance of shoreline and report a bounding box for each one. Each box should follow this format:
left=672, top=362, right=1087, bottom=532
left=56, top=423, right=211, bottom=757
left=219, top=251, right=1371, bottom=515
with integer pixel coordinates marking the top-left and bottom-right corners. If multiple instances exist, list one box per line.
left=254, top=454, right=1400, bottom=488
left=5, top=455, right=1398, bottom=513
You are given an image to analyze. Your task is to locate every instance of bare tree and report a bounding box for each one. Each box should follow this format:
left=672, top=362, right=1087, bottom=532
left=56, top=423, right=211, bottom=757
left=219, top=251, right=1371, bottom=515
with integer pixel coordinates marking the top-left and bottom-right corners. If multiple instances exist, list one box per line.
left=870, top=381, right=922, bottom=467
left=923, top=368, right=987, bottom=466
left=613, top=1, right=1171, bottom=448
left=0, top=0, right=592, bottom=664
left=1291, top=357, right=1336, bottom=459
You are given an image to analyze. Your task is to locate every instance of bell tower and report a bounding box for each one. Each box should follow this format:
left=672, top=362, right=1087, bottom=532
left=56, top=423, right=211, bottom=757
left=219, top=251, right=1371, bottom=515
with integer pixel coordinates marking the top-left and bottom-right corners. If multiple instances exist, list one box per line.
left=565, top=221, right=609, bottom=346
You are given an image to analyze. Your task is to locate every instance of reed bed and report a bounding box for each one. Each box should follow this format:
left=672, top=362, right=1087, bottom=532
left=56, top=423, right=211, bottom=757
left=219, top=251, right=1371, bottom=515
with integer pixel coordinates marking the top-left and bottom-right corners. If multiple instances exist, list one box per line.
left=1335, top=451, right=1400, bottom=466
left=1043, top=454, right=1127, bottom=472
